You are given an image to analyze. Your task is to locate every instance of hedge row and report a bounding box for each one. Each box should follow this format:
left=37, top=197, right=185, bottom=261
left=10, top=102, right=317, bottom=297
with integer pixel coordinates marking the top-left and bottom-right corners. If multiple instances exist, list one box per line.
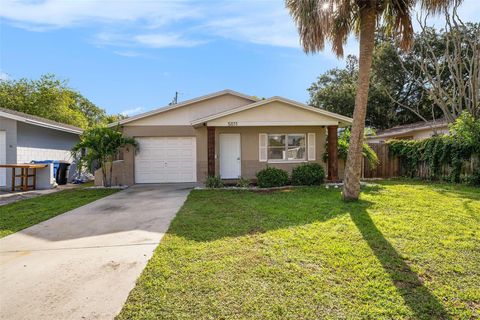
left=256, top=163, right=325, bottom=188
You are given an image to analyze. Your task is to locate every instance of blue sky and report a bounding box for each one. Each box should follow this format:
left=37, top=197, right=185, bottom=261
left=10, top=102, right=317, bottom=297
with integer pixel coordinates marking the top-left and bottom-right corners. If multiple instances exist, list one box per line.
left=1, top=0, right=478, bottom=116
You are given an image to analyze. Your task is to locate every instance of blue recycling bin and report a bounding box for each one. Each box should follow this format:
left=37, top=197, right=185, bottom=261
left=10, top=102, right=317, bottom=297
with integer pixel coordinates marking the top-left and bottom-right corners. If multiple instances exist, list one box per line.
left=31, top=160, right=60, bottom=178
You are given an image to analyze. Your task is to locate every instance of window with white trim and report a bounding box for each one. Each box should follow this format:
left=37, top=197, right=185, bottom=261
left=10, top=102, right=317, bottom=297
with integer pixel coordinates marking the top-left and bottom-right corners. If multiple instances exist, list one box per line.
left=267, top=134, right=306, bottom=161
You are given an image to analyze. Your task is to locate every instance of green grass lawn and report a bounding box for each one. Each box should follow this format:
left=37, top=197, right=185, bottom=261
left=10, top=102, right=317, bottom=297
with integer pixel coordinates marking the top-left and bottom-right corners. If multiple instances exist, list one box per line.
left=0, top=186, right=119, bottom=238
left=118, top=181, right=480, bottom=320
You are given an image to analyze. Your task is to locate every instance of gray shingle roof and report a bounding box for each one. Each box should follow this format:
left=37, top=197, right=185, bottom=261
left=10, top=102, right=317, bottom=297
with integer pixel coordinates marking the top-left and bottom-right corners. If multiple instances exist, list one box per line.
left=371, top=119, right=448, bottom=138
left=0, top=107, right=83, bottom=134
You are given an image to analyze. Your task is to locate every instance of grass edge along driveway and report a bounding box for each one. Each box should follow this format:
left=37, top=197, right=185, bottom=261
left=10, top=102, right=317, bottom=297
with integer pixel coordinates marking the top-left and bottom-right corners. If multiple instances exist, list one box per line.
left=118, top=181, right=480, bottom=320
left=0, top=187, right=120, bottom=238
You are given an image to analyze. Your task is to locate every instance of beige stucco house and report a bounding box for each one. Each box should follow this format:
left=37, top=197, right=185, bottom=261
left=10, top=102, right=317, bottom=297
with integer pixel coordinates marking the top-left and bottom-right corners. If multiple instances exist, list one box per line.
left=366, top=119, right=449, bottom=144
left=100, top=90, right=352, bottom=186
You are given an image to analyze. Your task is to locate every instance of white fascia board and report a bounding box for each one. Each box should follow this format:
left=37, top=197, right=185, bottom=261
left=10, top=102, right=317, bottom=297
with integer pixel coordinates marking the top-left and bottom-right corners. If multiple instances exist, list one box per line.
left=110, top=89, right=259, bottom=127
left=0, top=111, right=83, bottom=135
left=191, top=97, right=353, bottom=126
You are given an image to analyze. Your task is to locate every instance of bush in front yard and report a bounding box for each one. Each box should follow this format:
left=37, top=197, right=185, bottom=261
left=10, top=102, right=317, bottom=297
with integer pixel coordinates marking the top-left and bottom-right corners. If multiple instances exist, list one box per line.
left=467, top=169, right=480, bottom=187
left=256, top=167, right=289, bottom=188
left=205, top=176, right=224, bottom=188
left=236, top=177, right=251, bottom=188
left=291, top=163, right=325, bottom=186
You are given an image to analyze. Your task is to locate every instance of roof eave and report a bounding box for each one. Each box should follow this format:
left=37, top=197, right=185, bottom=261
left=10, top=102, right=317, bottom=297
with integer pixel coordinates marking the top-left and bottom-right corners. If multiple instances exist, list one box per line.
left=369, top=123, right=449, bottom=139
left=111, top=89, right=259, bottom=127
left=190, top=96, right=353, bottom=126
left=0, top=111, right=83, bottom=134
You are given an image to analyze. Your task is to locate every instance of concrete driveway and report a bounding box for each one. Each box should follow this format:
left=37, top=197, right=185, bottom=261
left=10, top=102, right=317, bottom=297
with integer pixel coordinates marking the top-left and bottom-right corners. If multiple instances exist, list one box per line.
left=0, top=184, right=193, bottom=320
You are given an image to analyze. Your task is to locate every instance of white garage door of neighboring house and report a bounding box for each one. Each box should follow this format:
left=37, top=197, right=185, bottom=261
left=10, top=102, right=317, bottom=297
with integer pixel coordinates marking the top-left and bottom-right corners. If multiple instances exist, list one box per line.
left=135, top=137, right=197, bottom=183
left=0, top=131, right=6, bottom=187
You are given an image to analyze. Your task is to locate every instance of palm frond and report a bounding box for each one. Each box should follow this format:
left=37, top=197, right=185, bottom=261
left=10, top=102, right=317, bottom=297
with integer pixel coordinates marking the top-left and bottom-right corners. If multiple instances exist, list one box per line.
left=286, top=0, right=356, bottom=57
left=421, top=0, right=462, bottom=14
left=286, top=0, right=459, bottom=54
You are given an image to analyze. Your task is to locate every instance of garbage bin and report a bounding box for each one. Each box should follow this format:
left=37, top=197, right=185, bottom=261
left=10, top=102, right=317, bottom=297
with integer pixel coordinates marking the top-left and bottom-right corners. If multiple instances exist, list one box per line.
left=30, top=160, right=60, bottom=181
left=31, top=160, right=59, bottom=178
left=56, top=161, right=70, bottom=185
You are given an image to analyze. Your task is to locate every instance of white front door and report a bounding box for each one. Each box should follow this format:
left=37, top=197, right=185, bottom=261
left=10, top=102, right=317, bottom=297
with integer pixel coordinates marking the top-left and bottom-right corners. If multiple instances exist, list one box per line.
left=0, top=131, right=6, bottom=187
left=134, top=137, right=197, bottom=183
left=220, top=134, right=241, bottom=179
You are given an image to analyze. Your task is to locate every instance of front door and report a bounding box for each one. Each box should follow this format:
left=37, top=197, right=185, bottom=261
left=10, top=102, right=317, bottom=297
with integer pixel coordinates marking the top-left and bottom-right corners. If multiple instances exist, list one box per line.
left=220, top=134, right=241, bottom=179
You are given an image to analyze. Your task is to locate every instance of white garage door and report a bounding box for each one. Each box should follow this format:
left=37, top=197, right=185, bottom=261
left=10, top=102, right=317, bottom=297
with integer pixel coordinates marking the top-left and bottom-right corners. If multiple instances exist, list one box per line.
left=135, top=137, right=197, bottom=183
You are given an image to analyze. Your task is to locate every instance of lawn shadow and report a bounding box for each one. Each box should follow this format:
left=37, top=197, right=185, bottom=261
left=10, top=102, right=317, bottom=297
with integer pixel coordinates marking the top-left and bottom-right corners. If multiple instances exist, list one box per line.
left=379, top=179, right=480, bottom=202
left=170, top=184, right=450, bottom=319
left=170, top=185, right=386, bottom=243
left=169, top=187, right=360, bottom=242
left=434, top=188, right=480, bottom=202
left=350, top=209, right=451, bottom=319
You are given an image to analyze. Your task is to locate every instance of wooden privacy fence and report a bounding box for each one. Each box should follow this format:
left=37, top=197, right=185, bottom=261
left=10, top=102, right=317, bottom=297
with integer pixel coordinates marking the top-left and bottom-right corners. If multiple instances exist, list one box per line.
left=362, top=143, right=400, bottom=179
left=361, top=143, right=478, bottom=180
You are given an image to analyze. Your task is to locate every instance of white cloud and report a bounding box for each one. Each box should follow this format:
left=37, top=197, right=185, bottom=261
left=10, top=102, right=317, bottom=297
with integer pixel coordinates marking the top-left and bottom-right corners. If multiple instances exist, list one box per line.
left=0, top=0, right=297, bottom=49
left=94, top=31, right=205, bottom=49
left=120, top=107, right=144, bottom=116
left=113, top=50, right=143, bottom=58
left=134, top=34, right=206, bottom=48
left=203, top=6, right=300, bottom=48
left=1, top=0, right=478, bottom=51
left=0, top=72, right=11, bottom=81
left=0, top=0, right=200, bottom=29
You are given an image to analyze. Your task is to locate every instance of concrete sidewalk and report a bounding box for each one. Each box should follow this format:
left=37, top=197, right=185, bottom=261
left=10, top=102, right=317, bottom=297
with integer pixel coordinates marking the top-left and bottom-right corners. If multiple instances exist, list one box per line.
left=0, top=184, right=192, bottom=320
left=0, top=184, right=79, bottom=206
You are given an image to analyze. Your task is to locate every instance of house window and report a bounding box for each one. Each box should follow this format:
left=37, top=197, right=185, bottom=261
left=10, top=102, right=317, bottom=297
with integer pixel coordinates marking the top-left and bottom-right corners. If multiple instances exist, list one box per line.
left=267, top=134, right=306, bottom=161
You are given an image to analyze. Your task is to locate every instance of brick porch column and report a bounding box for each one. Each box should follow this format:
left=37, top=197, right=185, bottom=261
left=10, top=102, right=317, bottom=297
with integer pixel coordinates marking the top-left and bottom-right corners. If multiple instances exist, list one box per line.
left=207, top=127, right=215, bottom=177
left=327, top=125, right=339, bottom=181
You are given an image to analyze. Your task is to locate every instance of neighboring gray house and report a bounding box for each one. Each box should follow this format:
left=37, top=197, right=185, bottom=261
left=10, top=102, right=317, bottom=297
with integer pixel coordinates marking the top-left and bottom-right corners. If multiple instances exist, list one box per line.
left=0, top=107, right=83, bottom=189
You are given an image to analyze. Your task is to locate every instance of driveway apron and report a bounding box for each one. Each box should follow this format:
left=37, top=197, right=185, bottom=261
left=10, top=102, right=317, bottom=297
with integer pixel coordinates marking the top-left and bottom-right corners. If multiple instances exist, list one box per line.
left=0, top=184, right=192, bottom=320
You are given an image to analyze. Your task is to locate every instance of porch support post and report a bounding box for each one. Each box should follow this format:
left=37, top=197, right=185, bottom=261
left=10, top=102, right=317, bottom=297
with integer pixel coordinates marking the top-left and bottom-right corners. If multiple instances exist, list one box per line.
left=327, top=125, right=339, bottom=181
left=207, top=126, right=215, bottom=177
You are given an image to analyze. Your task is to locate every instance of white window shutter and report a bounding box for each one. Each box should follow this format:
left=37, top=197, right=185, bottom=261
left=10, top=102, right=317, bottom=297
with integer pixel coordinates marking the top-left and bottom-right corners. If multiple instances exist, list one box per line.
left=259, top=133, right=268, bottom=162
left=308, top=133, right=316, bottom=161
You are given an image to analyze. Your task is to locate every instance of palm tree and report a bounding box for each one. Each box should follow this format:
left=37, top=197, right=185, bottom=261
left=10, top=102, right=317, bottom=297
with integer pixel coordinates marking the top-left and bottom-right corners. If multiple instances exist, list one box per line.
left=72, top=126, right=137, bottom=187
left=286, top=0, right=460, bottom=200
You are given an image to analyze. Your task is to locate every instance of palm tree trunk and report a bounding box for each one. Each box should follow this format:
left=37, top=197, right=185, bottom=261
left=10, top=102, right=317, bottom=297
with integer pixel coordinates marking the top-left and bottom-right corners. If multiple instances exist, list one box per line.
left=342, top=4, right=376, bottom=201
left=101, top=160, right=107, bottom=188
left=109, top=156, right=113, bottom=187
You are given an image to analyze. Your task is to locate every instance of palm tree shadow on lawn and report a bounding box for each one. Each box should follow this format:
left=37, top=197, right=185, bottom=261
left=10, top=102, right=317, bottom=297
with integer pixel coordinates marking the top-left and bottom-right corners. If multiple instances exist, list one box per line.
left=171, top=186, right=450, bottom=319
left=349, top=209, right=450, bottom=319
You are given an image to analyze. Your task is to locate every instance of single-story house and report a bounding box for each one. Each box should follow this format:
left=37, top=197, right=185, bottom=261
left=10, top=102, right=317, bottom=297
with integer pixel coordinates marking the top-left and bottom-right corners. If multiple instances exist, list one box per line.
left=0, top=107, right=83, bottom=189
left=103, top=90, right=352, bottom=185
left=366, top=119, right=449, bottom=143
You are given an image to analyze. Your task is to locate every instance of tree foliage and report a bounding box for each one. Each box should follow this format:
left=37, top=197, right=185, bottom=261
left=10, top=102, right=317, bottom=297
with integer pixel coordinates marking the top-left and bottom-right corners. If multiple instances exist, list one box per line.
left=72, top=127, right=137, bottom=187
left=388, top=112, right=479, bottom=182
left=324, top=128, right=379, bottom=168
left=449, top=111, right=480, bottom=155
left=396, top=15, right=479, bottom=122
left=339, top=129, right=379, bottom=168
left=0, top=74, right=124, bottom=128
left=309, top=53, right=415, bottom=129
left=287, top=0, right=459, bottom=201
left=309, top=20, right=478, bottom=129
